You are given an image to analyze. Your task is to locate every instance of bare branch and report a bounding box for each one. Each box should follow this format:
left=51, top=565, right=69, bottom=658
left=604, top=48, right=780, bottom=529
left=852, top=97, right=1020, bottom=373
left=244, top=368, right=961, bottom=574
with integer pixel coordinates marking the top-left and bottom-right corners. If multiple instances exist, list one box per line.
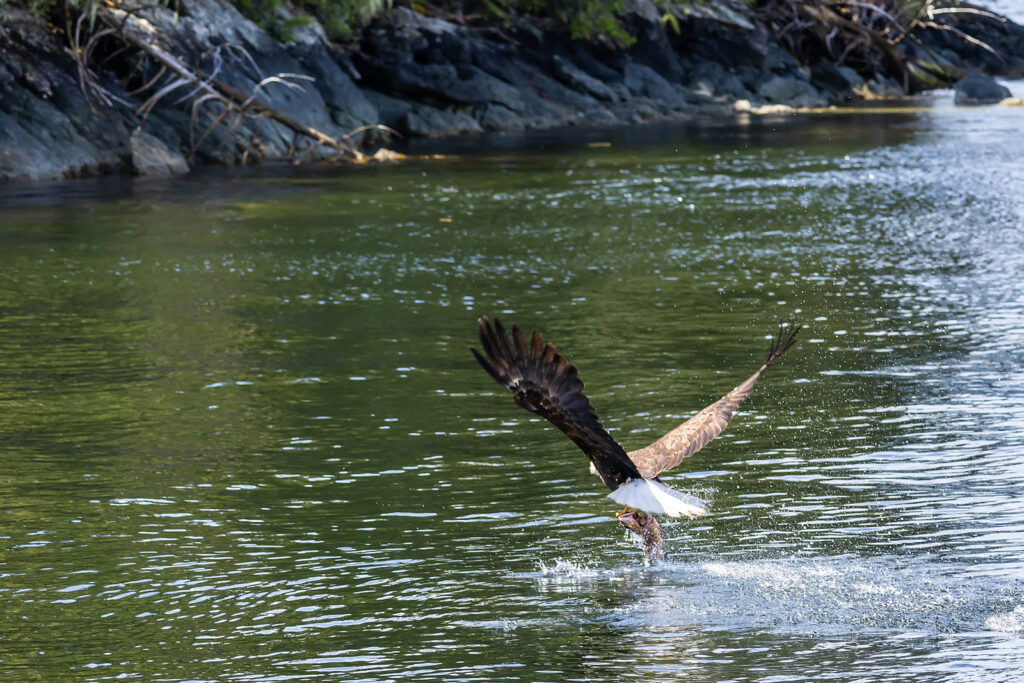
left=96, top=5, right=360, bottom=159
left=917, top=20, right=1007, bottom=63
left=929, top=7, right=1007, bottom=22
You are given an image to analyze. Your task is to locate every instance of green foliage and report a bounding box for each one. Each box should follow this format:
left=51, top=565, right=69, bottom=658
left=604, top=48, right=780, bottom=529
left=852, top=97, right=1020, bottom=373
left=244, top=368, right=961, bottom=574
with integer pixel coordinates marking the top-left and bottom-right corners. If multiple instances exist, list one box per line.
left=474, top=0, right=510, bottom=20
left=469, top=0, right=702, bottom=48
left=566, top=0, right=634, bottom=46
left=8, top=0, right=700, bottom=48
left=894, top=0, right=931, bottom=19
left=476, top=0, right=636, bottom=47
left=229, top=0, right=287, bottom=40
left=13, top=0, right=177, bottom=29
left=229, top=0, right=646, bottom=47
left=17, top=0, right=104, bottom=24
left=228, top=0, right=389, bottom=41
left=296, top=0, right=389, bottom=39
left=661, top=10, right=681, bottom=35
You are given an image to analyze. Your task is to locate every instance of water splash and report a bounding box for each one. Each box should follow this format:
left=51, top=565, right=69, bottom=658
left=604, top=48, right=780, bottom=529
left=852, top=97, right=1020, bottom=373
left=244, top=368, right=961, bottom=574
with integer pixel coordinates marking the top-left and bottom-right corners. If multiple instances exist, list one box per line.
left=610, top=554, right=1019, bottom=637
left=986, top=605, right=1024, bottom=633
left=536, top=557, right=602, bottom=578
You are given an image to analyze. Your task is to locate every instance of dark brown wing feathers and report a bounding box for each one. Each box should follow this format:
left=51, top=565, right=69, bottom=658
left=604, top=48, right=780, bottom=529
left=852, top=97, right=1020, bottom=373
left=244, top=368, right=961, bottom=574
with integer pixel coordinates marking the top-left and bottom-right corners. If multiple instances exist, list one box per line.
left=627, top=323, right=800, bottom=478
left=472, top=315, right=641, bottom=490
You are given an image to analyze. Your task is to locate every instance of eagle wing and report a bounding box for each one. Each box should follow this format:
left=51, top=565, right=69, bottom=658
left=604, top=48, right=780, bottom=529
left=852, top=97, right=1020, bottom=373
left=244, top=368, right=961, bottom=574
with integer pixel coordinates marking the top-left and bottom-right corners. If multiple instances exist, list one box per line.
left=472, top=315, right=642, bottom=491
left=628, top=324, right=800, bottom=478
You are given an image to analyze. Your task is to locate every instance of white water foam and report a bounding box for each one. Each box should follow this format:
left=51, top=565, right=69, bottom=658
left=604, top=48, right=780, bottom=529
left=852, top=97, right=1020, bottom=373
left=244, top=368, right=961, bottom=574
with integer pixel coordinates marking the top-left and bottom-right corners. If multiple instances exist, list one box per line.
left=986, top=605, right=1024, bottom=633
left=605, top=554, right=1017, bottom=637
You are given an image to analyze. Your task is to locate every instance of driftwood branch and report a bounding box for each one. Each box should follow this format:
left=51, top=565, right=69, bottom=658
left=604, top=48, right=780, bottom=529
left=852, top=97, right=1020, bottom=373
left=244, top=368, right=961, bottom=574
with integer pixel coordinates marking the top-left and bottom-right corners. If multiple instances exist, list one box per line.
left=95, top=5, right=363, bottom=160
left=928, top=7, right=1006, bottom=22
left=800, top=2, right=912, bottom=90
left=761, top=0, right=1008, bottom=94
left=917, top=20, right=1007, bottom=64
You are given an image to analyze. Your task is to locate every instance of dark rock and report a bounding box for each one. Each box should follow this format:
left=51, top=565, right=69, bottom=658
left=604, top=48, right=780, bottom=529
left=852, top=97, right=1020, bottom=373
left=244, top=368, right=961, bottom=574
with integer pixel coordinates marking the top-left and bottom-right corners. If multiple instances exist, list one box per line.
left=361, top=89, right=415, bottom=128
left=837, top=66, right=864, bottom=89
left=897, top=39, right=965, bottom=81
left=612, top=98, right=664, bottom=124
left=810, top=61, right=856, bottom=103
left=620, top=0, right=687, bottom=82
left=0, top=107, right=69, bottom=181
left=472, top=50, right=599, bottom=115
left=452, top=66, right=529, bottom=111
left=289, top=44, right=379, bottom=132
left=914, top=12, right=1024, bottom=78
left=478, top=104, right=526, bottom=131
left=357, top=56, right=528, bottom=113
left=0, top=88, right=128, bottom=180
left=734, top=64, right=767, bottom=93
left=761, top=48, right=800, bottom=76
left=623, top=62, right=694, bottom=111
left=402, top=105, right=482, bottom=137
left=677, top=14, right=765, bottom=61
left=578, top=107, right=619, bottom=126
left=757, top=75, right=827, bottom=108
left=0, top=6, right=132, bottom=180
left=954, top=72, right=1011, bottom=105
left=692, top=101, right=737, bottom=117
left=566, top=44, right=623, bottom=83
left=130, top=131, right=190, bottom=176
left=366, top=6, right=456, bottom=55
left=355, top=6, right=594, bottom=132
left=688, top=60, right=751, bottom=100
left=552, top=55, right=621, bottom=102
left=859, top=75, right=905, bottom=99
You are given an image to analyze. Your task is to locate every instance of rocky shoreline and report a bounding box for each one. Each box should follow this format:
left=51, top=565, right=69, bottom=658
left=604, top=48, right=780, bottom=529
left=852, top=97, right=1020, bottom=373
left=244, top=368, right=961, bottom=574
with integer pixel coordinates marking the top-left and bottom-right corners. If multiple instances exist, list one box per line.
left=1, top=0, right=1023, bottom=182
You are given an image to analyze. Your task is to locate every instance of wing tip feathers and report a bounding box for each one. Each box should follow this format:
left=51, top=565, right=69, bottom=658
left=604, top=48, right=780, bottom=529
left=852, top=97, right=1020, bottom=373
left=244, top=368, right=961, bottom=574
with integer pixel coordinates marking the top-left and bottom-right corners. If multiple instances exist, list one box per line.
left=766, top=321, right=801, bottom=366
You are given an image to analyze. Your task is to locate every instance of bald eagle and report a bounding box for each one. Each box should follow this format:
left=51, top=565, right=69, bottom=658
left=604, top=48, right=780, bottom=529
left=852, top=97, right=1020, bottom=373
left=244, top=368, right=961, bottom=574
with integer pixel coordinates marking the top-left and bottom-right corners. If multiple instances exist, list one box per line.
left=472, top=316, right=800, bottom=560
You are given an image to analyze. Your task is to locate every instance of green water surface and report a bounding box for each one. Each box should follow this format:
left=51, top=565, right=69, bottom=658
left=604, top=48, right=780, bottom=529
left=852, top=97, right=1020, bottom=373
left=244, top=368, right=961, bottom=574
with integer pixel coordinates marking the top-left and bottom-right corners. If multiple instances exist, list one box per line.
left=2, top=98, right=1024, bottom=680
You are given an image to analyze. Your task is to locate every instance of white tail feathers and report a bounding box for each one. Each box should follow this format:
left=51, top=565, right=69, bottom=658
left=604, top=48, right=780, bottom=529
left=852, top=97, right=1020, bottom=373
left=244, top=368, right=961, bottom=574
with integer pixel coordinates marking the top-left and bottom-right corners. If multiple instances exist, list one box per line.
left=607, top=478, right=709, bottom=519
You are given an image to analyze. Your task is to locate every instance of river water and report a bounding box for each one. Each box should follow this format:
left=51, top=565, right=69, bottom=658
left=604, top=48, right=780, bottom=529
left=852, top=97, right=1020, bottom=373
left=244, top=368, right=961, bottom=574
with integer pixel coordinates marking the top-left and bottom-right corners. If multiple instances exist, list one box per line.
left=2, top=88, right=1023, bottom=681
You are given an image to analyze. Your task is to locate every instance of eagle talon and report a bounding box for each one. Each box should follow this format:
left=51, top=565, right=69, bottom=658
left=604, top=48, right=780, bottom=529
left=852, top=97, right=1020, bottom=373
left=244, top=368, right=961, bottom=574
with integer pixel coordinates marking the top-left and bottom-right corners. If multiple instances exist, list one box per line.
left=616, top=505, right=636, bottom=518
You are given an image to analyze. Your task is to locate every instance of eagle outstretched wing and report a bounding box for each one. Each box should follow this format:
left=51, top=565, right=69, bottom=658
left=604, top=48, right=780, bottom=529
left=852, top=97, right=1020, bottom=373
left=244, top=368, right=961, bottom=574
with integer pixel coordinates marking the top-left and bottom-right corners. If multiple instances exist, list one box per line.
left=626, top=324, right=800, bottom=478
left=471, top=315, right=642, bottom=491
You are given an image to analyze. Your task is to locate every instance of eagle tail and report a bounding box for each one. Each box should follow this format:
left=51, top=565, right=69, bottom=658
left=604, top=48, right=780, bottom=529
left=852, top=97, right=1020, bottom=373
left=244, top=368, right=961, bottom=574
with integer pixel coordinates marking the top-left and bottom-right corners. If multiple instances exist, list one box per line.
left=607, top=478, right=708, bottom=519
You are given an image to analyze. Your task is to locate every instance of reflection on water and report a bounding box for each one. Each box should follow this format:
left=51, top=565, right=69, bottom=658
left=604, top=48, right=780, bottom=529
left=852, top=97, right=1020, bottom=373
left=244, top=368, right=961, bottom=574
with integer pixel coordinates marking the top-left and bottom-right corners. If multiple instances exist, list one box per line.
left=2, top=94, right=1024, bottom=680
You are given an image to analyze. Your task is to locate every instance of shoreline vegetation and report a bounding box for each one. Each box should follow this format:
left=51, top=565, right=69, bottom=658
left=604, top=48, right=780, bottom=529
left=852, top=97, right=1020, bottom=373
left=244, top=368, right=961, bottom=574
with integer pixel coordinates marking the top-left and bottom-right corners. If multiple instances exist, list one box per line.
left=1, top=0, right=1022, bottom=182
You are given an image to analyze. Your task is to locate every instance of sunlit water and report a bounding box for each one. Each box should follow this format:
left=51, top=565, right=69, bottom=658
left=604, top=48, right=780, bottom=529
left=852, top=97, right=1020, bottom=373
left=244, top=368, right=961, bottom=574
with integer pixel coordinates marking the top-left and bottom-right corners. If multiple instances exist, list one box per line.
left=983, top=0, right=1024, bottom=22
left=2, top=90, right=1024, bottom=680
